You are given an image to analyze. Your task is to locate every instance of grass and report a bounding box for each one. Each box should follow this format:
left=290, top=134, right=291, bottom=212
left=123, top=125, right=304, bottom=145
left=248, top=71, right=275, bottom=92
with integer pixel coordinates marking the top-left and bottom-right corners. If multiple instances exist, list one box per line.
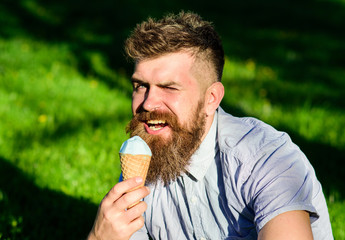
left=222, top=57, right=345, bottom=150
left=0, top=38, right=132, bottom=239
left=1, top=0, right=345, bottom=239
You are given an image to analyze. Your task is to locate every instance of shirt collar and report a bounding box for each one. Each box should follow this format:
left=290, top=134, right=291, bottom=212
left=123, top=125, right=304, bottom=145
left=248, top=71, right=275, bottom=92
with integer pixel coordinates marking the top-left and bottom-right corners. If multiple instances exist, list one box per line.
left=186, top=111, right=218, bottom=181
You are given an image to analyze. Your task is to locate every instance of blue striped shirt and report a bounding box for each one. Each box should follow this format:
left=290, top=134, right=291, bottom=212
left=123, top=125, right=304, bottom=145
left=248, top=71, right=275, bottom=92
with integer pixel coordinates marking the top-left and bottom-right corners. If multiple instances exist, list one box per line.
left=130, top=107, right=333, bottom=240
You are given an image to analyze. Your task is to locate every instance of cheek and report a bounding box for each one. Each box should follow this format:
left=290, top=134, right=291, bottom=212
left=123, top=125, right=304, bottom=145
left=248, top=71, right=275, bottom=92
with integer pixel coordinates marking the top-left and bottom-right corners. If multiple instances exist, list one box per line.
left=131, top=102, right=136, bottom=114
left=167, top=98, right=194, bottom=123
left=131, top=94, right=143, bottom=113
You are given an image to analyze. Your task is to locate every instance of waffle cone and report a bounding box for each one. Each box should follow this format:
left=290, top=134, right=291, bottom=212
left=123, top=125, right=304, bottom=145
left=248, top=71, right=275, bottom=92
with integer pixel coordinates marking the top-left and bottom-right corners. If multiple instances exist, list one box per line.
left=120, top=153, right=151, bottom=208
left=120, top=153, right=151, bottom=187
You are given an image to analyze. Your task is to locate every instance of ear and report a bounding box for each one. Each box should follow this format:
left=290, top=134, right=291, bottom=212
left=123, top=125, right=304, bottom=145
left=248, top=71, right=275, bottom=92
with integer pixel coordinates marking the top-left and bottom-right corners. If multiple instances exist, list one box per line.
left=204, top=82, right=224, bottom=116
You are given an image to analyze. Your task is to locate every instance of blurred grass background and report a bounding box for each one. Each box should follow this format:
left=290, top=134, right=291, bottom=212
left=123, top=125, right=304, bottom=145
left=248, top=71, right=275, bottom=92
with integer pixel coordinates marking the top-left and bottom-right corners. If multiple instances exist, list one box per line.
left=0, top=0, right=344, bottom=239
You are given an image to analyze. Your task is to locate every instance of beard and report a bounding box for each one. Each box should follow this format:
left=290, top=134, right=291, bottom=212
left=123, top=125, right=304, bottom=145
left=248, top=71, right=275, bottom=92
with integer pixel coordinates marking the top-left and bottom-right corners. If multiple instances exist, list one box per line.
left=126, top=100, right=207, bottom=186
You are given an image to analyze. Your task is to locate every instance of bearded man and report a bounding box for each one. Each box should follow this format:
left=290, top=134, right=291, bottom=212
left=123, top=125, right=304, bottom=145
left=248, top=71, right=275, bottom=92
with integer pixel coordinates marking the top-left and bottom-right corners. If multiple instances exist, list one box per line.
left=88, top=12, right=333, bottom=240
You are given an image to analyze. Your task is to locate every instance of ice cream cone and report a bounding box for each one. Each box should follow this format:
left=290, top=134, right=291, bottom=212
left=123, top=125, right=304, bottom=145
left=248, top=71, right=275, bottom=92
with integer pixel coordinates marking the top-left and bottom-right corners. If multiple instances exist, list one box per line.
left=120, top=153, right=151, bottom=187
left=119, top=136, right=152, bottom=208
left=120, top=153, right=151, bottom=208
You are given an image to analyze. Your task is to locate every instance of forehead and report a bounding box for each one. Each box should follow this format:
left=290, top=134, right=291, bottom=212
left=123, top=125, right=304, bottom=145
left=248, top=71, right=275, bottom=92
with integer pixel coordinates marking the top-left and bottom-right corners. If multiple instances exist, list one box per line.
left=132, top=52, right=197, bottom=84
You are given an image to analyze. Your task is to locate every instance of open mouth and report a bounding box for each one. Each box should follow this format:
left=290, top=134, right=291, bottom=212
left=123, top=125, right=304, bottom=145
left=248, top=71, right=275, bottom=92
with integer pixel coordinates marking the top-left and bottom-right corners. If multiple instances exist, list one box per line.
left=146, top=120, right=167, bottom=131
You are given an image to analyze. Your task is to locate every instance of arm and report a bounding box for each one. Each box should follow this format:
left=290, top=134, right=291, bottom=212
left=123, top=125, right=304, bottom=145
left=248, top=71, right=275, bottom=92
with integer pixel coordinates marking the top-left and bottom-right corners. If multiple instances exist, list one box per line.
left=88, top=177, right=150, bottom=240
left=258, top=210, right=313, bottom=240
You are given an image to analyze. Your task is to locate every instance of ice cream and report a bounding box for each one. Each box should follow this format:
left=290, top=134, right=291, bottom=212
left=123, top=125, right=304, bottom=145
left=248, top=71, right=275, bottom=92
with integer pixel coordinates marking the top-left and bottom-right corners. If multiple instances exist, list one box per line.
left=120, top=136, right=152, bottom=156
left=119, top=136, right=151, bottom=207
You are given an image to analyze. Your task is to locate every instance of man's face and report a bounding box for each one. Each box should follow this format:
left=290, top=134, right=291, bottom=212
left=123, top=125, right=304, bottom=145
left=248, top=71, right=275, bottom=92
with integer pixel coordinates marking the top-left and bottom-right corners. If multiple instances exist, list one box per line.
left=131, top=52, right=206, bottom=140
left=128, top=52, right=208, bottom=184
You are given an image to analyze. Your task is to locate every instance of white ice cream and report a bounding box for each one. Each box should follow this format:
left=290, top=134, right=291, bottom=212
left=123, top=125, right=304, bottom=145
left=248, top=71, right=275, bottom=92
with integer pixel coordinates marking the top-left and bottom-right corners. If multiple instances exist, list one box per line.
left=119, top=136, right=152, bottom=156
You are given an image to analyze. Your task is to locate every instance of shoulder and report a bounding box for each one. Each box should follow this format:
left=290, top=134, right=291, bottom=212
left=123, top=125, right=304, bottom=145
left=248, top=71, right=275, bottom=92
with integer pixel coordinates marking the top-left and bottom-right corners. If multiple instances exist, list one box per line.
left=216, top=108, right=332, bottom=238
left=217, top=107, right=289, bottom=162
left=216, top=107, right=310, bottom=189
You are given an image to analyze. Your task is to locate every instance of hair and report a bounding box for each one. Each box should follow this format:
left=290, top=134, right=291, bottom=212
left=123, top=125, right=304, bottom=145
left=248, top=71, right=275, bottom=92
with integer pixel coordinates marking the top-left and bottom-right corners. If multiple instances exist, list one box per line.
left=124, top=11, right=224, bottom=82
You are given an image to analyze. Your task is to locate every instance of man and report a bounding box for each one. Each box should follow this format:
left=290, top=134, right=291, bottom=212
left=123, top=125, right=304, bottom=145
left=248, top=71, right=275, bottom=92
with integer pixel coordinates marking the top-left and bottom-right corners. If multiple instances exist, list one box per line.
left=88, top=12, right=333, bottom=240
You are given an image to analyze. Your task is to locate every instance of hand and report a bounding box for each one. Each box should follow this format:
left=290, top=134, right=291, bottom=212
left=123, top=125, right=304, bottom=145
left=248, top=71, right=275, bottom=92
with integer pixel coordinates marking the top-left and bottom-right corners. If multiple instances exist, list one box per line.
left=88, top=177, right=150, bottom=240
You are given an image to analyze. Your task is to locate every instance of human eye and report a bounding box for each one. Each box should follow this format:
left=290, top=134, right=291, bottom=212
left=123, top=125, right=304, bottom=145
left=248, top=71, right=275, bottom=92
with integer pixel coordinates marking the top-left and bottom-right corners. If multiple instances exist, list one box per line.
left=160, top=82, right=179, bottom=91
left=133, top=82, right=148, bottom=91
left=164, top=86, right=177, bottom=91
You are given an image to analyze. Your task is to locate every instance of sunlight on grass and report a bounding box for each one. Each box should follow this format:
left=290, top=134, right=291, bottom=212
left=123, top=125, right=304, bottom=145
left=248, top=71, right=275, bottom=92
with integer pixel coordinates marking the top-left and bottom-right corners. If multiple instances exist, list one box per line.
left=328, top=200, right=345, bottom=239
left=222, top=57, right=345, bottom=150
left=0, top=38, right=132, bottom=203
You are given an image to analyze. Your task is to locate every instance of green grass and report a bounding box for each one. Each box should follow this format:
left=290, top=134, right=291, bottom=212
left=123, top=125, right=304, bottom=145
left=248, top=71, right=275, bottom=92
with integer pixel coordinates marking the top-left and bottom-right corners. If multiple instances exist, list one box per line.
left=1, top=0, right=345, bottom=238
left=222, top=57, right=345, bottom=150
left=0, top=38, right=132, bottom=239
left=0, top=38, right=132, bottom=196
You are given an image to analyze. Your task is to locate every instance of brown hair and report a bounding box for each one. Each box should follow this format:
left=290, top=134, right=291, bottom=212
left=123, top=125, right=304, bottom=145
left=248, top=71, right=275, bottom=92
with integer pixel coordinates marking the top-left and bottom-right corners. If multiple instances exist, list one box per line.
left=124, top=11, right=224, bottom=82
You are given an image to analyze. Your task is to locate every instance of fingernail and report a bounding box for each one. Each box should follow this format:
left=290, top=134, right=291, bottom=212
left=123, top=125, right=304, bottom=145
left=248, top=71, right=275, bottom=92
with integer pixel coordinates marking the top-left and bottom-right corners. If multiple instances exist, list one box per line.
left=135, top=177, right=143, bottom=183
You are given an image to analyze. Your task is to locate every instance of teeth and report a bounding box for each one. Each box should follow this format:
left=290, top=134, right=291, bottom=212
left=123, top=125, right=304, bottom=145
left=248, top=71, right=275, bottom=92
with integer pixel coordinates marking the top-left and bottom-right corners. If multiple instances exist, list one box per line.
left=147, top=120, right=166, bottom=124
left=147, top=120, right=166, bottom=131
left=149, top=126, right=163, bottom=131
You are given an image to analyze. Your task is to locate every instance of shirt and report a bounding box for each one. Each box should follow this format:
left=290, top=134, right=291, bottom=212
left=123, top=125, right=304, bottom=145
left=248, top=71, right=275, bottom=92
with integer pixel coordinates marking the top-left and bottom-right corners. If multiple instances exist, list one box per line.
left=130, top=107, right=333, bottom=240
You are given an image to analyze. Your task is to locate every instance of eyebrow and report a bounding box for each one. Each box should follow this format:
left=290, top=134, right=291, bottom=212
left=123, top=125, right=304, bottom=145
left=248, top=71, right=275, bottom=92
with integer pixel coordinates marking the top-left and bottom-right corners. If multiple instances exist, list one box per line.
left=131, top=78, right=180, bottom=88
left=157, top=81, right=180, bottom=88
left=131, top=77, right=145, bottom=84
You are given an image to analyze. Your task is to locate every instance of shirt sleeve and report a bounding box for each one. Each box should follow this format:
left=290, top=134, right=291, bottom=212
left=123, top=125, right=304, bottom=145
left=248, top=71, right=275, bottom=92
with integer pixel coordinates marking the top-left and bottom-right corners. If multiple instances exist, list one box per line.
left=243, top=133, right=319, bottom=232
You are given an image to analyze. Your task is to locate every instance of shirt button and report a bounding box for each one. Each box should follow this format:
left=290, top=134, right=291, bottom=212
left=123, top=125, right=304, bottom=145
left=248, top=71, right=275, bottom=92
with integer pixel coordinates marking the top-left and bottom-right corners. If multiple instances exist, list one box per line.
left=200, top=237, right=206, bottom=240
left=191, top=196, right=198, bottom=204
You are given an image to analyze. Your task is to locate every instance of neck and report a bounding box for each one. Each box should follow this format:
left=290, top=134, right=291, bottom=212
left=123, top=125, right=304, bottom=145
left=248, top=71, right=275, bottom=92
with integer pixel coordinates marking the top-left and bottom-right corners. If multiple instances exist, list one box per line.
left=200, top=111, right=216, bottom=142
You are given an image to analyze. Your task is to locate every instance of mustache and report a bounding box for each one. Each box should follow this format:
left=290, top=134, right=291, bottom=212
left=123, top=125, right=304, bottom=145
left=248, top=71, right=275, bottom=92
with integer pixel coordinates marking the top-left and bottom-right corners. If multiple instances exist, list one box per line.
left=131, top=111, right=181, bottom=130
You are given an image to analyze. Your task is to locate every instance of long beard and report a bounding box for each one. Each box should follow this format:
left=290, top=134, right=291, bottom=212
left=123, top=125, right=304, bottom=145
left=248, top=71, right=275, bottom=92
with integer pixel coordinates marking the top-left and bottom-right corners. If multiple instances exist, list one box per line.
left=126, top=100, right=206, bottom=185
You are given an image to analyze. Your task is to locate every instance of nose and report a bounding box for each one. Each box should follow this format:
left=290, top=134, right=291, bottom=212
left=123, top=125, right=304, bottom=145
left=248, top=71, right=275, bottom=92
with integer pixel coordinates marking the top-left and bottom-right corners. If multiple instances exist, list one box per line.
left=142, top=87, right=161, bottom=112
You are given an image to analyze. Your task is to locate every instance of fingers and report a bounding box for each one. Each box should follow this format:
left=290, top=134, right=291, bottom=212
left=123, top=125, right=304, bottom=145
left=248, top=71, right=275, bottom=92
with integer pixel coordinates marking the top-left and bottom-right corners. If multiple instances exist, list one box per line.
left=89, top=179, right=150, bottom=240
left=128, top=215, right=146, bottom=234
left=102, top=177, right=150, bottom=213
left=123, top=201, right=147, bottom=235
left=117, top=185, right=150, bottom=212
left=102, top=177, right=147, bottom=206
left=126, top=199, right=148, bottom=218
